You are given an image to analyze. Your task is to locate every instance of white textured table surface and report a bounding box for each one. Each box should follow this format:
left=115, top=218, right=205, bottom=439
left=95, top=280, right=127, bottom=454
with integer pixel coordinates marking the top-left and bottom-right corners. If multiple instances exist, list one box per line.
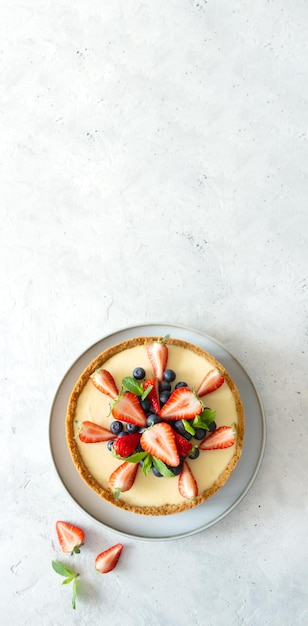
left=1, top=1, right=307, bottom=624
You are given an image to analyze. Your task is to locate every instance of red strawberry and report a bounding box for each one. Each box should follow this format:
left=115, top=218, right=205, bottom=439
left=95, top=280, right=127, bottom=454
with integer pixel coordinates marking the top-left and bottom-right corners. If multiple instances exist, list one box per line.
left=95, top=543, right=124, bottom=574
left=143, top=377, right=160, bottom=413
left=109, top=461, right=139, bottom=495
left=55, top=521, right=85, bottom=555
left=111, top=392, right=147, bottom=427
left=196, top=369, right=224, bottom=397
left=174, top=432, right=193, bottom=457
left=199, top=426, right=235, bottom=450
left=78, top=421, right=114, bottom=443
left=146, top=339, right=168, bottom=382
left=91, top=368, right=119, bottom=399
left=178, top=462, right=198, bottom=499
left=159, top=387, right=202, bottom=420
left=140, top=422, right=180, bottom=467
left=113, top=432, right=140, bottom=457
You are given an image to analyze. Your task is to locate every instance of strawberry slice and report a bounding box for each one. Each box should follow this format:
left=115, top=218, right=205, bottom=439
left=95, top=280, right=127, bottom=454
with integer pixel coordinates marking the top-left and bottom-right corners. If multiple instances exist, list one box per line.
left=159, top=387, right=202, bottom=420
left=196, top=369, right=224, bottom=397
left=174, top=432, right=193, bottom=457
left=199, top=426, right=235, bottom=450
left=78, top=421, right=114, bottom=443
left=140, top=422, right=180, bottom=467
left=111, top=392, right=147, bottom=427
left=143, top=377, right=160, bottom=413
left=109, top=461, right=139, bottom=495
left=112, top=432, right=140, bottom=457
left=95, top=543, right=123, bottom=574
left=178, top=462, right=198, bottom=499
left=55, top=521, right=85, bottom=555
left=91, top=368, right=119, bottom=399
left=146, top=339, right=168, bottom=382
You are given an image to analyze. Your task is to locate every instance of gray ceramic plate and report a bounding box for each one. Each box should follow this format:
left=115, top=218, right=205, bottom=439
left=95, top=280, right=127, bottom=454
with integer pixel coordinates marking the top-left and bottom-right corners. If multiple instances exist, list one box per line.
left=49, top=323, right=266, bottom=541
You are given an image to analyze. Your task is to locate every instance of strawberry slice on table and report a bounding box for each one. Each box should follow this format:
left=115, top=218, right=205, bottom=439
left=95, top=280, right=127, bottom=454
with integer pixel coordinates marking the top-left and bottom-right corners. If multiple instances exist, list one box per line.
left=146, top=339, right=168, bottom=382
left=199, top=426, right=235, bottom=450
left=196, top=369, right=224, bottom=397
left=112, top=432, right=141, bottom=457
left=56, top=521, right=85, bottom=555
left=91, top=368, right=119, bottom=399
left=174, top=432, right=193, bottom=457
left=178, top=462, right=198, bottom=499
left=95, top=543, right=124, bottom=574
left=140, top=422, right=180, bottom=467
left=111, top=392, right=147, bottom=427
left=109, top=461, right=139, bottom=496
left=143, top=377, right=160, bottom=413
left=159, top=387, right=202, bottom=420
left=77, top=421, right=114, bottom=443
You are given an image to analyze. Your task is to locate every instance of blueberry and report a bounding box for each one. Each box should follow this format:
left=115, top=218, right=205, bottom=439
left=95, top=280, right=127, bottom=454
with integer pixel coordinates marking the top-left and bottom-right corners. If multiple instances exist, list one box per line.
left=110, top=420, right=123, bottom=435
left=163, top=369, right=176, bottom=382
left=140, top=397, right=151, bottom=412
left=174, top=381, right=188, bottom=389
left=168, top=463, right=183, bottom=476
left=133, top=367, right=146, bottom=380
left=188, top=447, right=200, bottom=460
left=159, top=390, right=171, bottom=406
left=194, top=428, right=207, bottom=440
left=126, top=423, right=139, bottom=433
left=152, top=465, right=163, bottom=477
left=107, top=439, right=115, bottom=451
left=173, top=420, right=192, bottom=440
left=208, top=421, right=217, bottom=432
left=117, top=431, right=129, bottom=438
left=159, top=381, right=171, bottom=392
left=146, top=413, right=161, bottom=427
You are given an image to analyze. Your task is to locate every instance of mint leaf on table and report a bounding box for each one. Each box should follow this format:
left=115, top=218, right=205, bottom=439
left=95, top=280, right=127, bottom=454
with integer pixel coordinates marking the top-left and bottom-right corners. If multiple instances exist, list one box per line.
left=52, top=561, right=79, bottom=610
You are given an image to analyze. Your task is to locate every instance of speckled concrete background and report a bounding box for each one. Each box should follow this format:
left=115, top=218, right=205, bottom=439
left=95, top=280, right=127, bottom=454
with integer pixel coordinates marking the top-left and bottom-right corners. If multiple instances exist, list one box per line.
left=1, top=1, right=307, bottom=624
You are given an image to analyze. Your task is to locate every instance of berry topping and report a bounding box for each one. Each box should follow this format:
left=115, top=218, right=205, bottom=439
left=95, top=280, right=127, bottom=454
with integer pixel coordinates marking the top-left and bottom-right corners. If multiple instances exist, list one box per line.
left=174, top=432, right=193, bottom=457
left=143, top=377, right=160, bottom=413
left=140, top=422, right=180, bottom=467
left=55, top=521, right=85, bottom=555
left=133, top=367, right=146, bottom=380
left=163, top=369, right=176, bottom=382
left=159, top=387, right=203, bottom=421
left=178, top=462, right=198, bottom=499
left=174, top=381, right=188, bottom=389
left=111, top=392, right=147, bottom=427
left=112, top=432, right=141, bottom=457
left=90, top=368, right=119, bottom=399
left=146, top=338, right=168, bottom=382
left=95, top=543, right=123, bottom=574
left=109, top=461, right=139, bottom=496
left=196, top=369, right=224, bottom=397
left=199, top=426, right=235, bottom=450
left=77, top=421, right=114, bottom=443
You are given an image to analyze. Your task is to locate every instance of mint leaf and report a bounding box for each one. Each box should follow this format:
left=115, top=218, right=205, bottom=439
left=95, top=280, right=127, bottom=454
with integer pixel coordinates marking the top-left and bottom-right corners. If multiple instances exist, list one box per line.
left=199, top=408, right=216, bottom=424
left=182, top=419, right=196, bottom=436
left=113, top=451, right=148, bottom=463
left=142, top=454, right=153, bottom=476
left=72, top=577, right=78, bottom=610
left=141, top=385, right=152, bottom=401
left=52, top=561, right=76, bottom=578
left=152, top=457, right=176, bottom=477
left=122, top=376, right=143, bottom=396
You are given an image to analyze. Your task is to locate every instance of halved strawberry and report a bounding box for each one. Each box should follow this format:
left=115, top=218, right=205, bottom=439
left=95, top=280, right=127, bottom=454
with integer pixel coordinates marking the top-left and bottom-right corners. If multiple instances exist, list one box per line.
left=178, top=462, right=198, bottom=499
left=196, top=369, right=224, bottom=397
left=111, top=392, right=147, bottom=427
left=174, top=432, right=193, bottom=457
left=95, top=543, right=123, bottom=574
left=55, top=521, right=85, bottom=555
left=91, top=368, right=119, bottom=399
left=78, top=421, right=114, bottom=443
left=140, top=422, right=180, bottom=467
left=143, top=377, right=160, bottom=413
left=109, top=461, right=139, bottom=495
left=159, top=387, right=202, bottom=420
left=199, top=426, right=235, bottom=450
left=112, top=432, right=141, bottom=457
left=146, top=339, right=168, bottom=382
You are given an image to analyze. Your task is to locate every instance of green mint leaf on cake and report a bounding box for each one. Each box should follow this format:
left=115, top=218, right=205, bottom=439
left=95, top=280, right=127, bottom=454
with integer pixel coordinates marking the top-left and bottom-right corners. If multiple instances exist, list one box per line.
left=152, top=457, right=176, bottom=478
left=52, top=561, right=79, bottom=610
left=142, top=453, right=153, bottom=476
left=122, top=376, right=144, bottom=396
left=113, top=451, right=148, bottom=464
left=182, top=419, right=196, bottom=436
left=141, top=385, right=153, bottom=401
left=197, top=408, right=216, bottom=425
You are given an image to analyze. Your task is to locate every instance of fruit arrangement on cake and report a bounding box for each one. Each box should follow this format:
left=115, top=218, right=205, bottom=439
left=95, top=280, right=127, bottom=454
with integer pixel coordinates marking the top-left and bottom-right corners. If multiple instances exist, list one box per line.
left=66, top=336, right=245, bottom=515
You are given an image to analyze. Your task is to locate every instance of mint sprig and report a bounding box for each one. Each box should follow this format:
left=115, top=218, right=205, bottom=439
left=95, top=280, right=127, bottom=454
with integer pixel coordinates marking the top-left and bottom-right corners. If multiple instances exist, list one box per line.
left=52, top=561, right=79, bottom=610
left=182, top=408, right=216, bottom=437
left=122, top=376, right=153, bottom=401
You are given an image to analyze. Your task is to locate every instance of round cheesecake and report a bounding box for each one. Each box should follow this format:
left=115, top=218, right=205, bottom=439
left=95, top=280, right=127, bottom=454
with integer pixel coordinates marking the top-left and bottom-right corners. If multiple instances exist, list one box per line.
left=66, top=336, right=245, bottom=516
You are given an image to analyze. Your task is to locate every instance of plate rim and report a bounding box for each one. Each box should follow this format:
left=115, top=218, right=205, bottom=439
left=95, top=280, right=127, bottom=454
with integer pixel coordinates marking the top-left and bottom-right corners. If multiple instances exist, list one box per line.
left=49, top=322, right=266, bottom=541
